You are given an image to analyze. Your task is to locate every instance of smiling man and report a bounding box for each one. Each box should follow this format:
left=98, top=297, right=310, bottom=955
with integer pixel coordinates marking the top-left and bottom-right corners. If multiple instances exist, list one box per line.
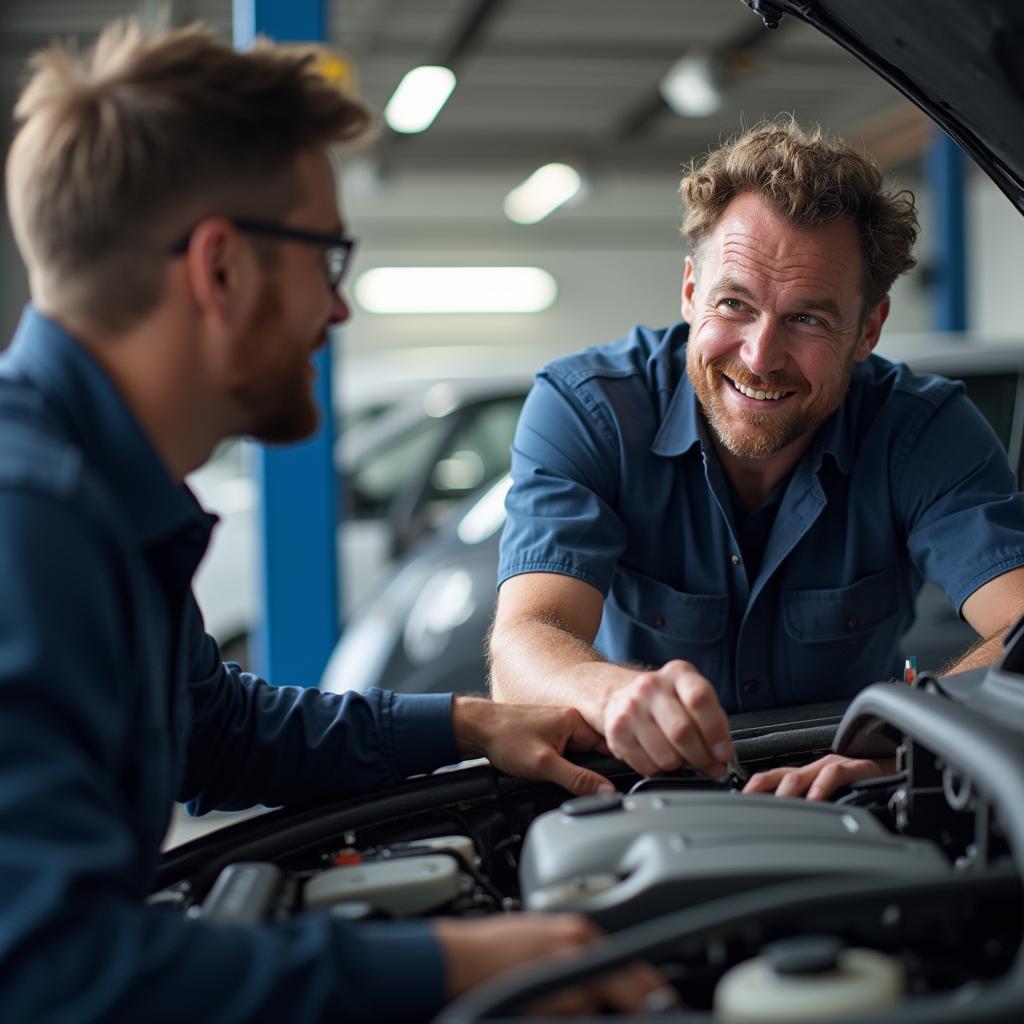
left=490, top=120, right=1024, bottom=799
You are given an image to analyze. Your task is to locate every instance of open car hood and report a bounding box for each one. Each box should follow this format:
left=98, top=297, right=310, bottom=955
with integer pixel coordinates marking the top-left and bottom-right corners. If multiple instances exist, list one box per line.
left=744, top=0, right=1024, bottom=214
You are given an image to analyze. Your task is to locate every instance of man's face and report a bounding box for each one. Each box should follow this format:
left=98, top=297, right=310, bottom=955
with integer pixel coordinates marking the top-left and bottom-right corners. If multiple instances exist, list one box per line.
left=226, top=150, right=351, bottom=444
left=682, top=192, right=887, bottom=461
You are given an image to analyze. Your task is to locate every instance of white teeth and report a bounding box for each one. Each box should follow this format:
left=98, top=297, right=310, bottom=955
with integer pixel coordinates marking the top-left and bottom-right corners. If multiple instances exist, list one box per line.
left=732, top=380, right=786, bottom=401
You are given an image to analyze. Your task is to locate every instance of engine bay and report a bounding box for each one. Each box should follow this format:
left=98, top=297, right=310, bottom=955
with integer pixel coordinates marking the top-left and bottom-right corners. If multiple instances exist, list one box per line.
left=155, top=649, right=1024, bottom=1022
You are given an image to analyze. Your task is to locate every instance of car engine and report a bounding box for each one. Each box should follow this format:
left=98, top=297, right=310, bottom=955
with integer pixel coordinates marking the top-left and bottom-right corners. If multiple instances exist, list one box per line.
left=156, top=627, right=1024, bottom=1022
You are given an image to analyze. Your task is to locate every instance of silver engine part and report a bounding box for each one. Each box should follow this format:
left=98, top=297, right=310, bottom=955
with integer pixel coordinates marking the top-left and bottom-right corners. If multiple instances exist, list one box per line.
left=519, top=790, right=949, bottom=930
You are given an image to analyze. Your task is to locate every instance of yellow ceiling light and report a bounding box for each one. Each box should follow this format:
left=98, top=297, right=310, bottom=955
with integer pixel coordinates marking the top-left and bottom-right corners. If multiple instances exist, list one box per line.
left=276, top=44, right=358, bottom=96
left=354, top=267, right=557, bottom=314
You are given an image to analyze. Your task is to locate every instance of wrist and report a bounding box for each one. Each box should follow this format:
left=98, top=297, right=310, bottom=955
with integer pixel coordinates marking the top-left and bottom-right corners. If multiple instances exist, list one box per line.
left=451, top=695, right=493, bottom=758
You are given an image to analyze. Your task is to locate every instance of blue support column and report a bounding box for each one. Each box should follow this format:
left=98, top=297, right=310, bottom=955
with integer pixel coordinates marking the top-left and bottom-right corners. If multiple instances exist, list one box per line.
left=234, top=0, right=340, bottom=686
left=927, top=130, right=968, bottom=333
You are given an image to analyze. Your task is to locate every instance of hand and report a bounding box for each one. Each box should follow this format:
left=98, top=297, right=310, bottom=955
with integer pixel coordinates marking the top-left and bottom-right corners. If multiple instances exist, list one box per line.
left=742, top=753, right=891, bottom=801
left=600, top=660, right=733, bottom=778
left=433, top=914, right=672, bottom=1013
left=452, top=697, right=614, bottom=796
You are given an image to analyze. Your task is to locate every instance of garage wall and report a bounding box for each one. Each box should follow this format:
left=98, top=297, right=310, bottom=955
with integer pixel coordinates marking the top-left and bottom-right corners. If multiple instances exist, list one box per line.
left=969, top=165, right=1024, bottom=339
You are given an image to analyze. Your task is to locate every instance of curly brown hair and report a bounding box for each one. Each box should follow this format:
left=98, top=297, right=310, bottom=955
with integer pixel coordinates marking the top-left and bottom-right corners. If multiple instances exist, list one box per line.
left=6, top=20, right=372, bottom=332
left=679, top=118, right=918, bottom=307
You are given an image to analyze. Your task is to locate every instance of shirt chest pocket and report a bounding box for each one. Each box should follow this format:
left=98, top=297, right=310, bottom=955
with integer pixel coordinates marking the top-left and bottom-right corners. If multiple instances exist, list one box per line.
left=609, top=567, right=727, bottom=682
left=782, top=567, right=899, bottom=643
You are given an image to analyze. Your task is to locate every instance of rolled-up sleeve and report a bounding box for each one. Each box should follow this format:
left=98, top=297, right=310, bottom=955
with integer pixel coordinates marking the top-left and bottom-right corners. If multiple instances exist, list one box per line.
left=499, top=370, right=628, bottom=594
left=898, top=387, right=1024, bottom=613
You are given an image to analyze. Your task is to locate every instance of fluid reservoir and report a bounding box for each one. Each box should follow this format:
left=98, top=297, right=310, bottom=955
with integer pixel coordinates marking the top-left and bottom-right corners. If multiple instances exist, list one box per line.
left=714, top=935, right=904, bottom=1021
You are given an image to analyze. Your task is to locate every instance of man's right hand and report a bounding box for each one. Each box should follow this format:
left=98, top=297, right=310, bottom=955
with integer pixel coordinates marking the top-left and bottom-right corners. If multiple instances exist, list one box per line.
left=600, top=660, right=733, bottom=777
left=432, top=914, right=670, bottom=1013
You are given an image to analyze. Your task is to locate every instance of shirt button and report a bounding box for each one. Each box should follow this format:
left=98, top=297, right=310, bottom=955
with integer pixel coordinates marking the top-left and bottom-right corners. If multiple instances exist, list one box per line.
left=847, top=616, right=860, bottom=629
left=730, top=554, right=741, bottom=566
left=743, top=678, right=760, bottom=694
left=654, top=615, right=666, bottom=627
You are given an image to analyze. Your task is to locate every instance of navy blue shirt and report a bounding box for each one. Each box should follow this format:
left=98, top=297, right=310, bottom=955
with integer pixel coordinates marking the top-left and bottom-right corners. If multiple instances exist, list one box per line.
left=0, top=308, right=462, bottom=1022
left=499, top=323, right=1024, bottom=712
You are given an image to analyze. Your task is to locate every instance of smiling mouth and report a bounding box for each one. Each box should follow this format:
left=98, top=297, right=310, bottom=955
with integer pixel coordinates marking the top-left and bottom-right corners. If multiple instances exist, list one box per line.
left=725, top=375, right=796, bottom=402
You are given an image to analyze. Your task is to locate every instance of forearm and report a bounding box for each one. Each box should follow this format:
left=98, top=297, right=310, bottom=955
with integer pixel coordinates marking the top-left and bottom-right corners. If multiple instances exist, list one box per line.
left=489, top=617, right=636, bottom=730
left=943, top=630, right=1005, bottom=676
left=184, top=664, right=459, bottom=810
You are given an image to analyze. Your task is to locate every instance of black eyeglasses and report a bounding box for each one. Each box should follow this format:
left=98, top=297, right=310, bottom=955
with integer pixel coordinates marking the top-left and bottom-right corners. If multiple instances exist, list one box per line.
left=169, top=217, right=357, bottom=291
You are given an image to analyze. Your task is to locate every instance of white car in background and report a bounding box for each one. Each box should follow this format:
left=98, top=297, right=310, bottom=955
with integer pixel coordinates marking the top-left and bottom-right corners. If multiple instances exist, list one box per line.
left=187, top=378, right=529, bottom=661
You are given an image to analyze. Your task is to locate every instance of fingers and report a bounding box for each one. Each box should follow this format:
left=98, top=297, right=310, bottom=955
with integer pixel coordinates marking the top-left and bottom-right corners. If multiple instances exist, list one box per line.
left=590, top=962, right=677, bottom=1014
left=743, top=754, right=885, bottom=801
left=669, top=662, right=733, bottom=766
left=603, top=679, right=674, bottom=776
left=562, top=708, right=606, bottom=752
left=645, top=686, right=718, bottom=775
left=602, top=662, right=730, bottom=778
left=506, top=735, right=615, bottom=796
left=531, top=963, right=673, bottom=1016
left=536, top=747, right=615, bottom=796
left=435, top=912, right=601, bottom=997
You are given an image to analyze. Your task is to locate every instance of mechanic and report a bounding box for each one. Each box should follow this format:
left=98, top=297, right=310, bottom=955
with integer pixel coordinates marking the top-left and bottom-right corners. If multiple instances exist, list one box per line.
left=0, top=21, right=665, bottom=1023
left=489, top=119, right=1024, bottom=802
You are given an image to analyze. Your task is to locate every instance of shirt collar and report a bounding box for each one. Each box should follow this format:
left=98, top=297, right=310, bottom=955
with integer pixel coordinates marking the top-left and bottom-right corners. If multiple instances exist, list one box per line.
left=650, top=328, right=857, bottom=475
left=4, top=306, right=215, bottom=547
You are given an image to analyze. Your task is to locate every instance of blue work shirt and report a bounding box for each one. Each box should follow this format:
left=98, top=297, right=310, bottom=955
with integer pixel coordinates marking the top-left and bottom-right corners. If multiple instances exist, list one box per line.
left=0, top=308, right=462, bottom=1022
left=499, top=322, right=1024, bottom=713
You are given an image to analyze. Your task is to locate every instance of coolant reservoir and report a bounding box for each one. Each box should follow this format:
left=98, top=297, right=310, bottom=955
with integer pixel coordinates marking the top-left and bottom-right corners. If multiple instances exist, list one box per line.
left=714, top=935, right=904, bottom=1021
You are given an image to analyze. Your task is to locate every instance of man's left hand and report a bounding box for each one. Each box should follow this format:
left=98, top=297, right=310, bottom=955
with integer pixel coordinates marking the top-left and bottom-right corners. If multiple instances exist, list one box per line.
left=742, top=753, right=890, bottom=801
left=452, top=697, right=615, bottom=796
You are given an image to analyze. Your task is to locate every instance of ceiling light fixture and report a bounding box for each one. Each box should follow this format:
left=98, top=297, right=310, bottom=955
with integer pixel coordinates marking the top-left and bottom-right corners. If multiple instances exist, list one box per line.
left=659, top=52, right=723, bottom=118
left=354, top=267, right=557, bottom=314
left=384, top=66, right=456, bottom=133
left=503, top=163, right=585, bottom=224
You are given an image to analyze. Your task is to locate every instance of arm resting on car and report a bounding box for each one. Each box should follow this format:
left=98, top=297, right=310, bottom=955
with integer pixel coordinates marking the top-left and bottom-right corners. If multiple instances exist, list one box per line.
left=490, top=572, right=734, bottom=777
left=944, top=565, right=1024, bottom=675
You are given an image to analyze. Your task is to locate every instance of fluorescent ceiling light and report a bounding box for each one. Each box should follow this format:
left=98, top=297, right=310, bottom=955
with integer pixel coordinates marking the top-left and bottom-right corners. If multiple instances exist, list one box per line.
left=354, top=267, right=557, bottom=314
left=384, top=66, right=456, bottom=133
left=503, top=163, right=584, bottom=224
left=660, top=53, right=722, bottom=118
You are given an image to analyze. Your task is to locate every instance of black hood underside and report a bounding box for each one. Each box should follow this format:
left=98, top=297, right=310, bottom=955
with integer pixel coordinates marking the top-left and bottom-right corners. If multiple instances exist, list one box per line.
left=744, top=0, right=1024, bottom=214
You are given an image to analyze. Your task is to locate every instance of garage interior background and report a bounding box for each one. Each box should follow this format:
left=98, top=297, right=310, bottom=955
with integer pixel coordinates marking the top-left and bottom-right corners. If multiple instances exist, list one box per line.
left=2, top=0, right=1023, bottom=683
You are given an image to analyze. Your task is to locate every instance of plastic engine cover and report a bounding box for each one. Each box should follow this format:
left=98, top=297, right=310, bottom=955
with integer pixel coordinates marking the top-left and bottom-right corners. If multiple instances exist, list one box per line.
left=519, top=790, right=949, bottom=931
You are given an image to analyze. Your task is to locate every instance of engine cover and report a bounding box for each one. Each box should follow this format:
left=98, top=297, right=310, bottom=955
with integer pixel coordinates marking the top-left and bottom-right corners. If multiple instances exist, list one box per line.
left=519, top=790, right=949, bottom=931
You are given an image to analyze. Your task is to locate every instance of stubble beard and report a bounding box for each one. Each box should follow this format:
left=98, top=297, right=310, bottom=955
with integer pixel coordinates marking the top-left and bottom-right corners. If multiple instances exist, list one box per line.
left=229, top=278, right=322, bottom=445
left=686, top=349, right=855, bottom=460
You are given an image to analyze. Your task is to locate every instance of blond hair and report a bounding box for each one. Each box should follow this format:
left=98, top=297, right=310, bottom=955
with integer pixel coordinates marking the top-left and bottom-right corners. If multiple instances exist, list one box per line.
left=680, top=119, right=918, bottom=306
left=6, top=20, right=371, bottom=332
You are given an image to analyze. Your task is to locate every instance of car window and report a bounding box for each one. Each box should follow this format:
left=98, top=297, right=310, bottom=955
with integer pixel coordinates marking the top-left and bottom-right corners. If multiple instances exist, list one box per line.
left=428, top=398, right=525, bottom=498
left=957, top=371, right=1019, bottom=451
left=348, top=416, right=449, bottom=518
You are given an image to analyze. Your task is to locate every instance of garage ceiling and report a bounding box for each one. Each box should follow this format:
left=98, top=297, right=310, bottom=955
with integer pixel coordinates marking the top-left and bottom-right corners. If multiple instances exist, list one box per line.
left=0, top=0, right=933, bottom=352
left=1, top=0, right=923, bottom=185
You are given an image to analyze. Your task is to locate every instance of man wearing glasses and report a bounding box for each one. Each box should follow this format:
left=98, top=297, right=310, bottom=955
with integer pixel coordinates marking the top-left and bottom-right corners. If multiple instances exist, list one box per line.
left=0, top=20, right=662, bottom=1023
